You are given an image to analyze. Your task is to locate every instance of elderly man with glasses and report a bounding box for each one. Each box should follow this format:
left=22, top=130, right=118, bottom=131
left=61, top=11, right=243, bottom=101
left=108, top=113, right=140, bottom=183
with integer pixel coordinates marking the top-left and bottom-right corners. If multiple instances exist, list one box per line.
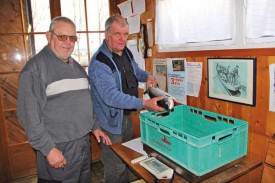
left=17, top=16, right=111, bottom=183
left=88, top=14, right=165, bottom=183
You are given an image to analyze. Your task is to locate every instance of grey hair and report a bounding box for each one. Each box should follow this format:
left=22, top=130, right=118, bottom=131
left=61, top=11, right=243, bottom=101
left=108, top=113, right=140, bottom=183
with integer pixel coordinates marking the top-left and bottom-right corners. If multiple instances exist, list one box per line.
left=105, top=14, right=128, bottom=31
left=49, top=16, right=76, bottom=32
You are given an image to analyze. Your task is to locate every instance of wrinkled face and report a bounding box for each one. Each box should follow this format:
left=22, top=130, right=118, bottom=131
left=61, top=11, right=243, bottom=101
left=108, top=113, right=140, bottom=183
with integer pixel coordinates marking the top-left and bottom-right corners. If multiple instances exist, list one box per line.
left=46, top=22, right=76, bottom=62
left=105, top=22, right=129, bottom=55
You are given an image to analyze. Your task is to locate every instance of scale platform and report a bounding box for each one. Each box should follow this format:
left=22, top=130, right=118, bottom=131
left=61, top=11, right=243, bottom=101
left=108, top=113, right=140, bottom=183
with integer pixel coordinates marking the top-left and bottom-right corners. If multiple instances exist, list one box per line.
left=143, top=144, right=243, bottom=183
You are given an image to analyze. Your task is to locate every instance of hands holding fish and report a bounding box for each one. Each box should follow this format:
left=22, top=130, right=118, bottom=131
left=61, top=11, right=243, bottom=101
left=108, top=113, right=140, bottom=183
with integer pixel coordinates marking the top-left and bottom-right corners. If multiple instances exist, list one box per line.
left=142, top=96, right=166, bottom=112
left=142, top=75, right=166, bottom=112
left=143, top=74, right=175, bottom=111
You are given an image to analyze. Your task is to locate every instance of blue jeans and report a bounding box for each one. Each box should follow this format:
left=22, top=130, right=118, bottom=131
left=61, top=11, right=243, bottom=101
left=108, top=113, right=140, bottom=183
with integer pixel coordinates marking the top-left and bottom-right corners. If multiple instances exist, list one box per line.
left=100, top=115, right=133, bottom=183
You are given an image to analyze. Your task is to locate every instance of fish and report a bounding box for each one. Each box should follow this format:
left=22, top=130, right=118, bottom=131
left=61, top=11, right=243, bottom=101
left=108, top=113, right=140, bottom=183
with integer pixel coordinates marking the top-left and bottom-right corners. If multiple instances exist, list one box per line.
left=144, top=86, right=175, bottom=110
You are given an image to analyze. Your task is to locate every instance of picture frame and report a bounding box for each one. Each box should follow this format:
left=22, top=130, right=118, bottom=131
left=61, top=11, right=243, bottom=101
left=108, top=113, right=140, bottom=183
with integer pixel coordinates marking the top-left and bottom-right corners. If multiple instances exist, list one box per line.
left=207, top=58, right=256, bottom=106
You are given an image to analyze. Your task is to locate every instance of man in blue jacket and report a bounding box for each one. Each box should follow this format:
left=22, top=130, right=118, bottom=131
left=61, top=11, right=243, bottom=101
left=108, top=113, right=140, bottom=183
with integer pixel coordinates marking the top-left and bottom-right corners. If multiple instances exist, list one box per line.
left=88, top=15, right=164, bottom=183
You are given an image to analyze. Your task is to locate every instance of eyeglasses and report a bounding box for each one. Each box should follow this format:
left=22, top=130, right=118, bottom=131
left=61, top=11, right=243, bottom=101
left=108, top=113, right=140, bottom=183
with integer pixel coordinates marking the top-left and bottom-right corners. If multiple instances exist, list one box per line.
left=51, top=32, right=78, bottom=42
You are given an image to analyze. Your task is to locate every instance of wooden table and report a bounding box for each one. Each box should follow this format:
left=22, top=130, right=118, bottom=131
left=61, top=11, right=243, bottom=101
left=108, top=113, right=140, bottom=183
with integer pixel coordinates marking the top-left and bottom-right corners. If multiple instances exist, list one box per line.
left=110, top=142, right=262, bottom=183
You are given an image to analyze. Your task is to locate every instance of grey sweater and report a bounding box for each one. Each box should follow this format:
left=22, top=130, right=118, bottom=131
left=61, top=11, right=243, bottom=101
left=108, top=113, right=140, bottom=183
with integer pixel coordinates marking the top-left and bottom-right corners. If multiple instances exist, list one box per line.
left=17, top=45, right=99, bottom=156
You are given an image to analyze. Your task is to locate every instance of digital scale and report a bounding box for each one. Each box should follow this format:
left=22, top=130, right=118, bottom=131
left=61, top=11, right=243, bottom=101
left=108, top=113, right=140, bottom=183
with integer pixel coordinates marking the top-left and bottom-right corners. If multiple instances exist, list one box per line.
left=139, top=157, right=174, bottom=179
left=142, top=144, right=243, bottom=183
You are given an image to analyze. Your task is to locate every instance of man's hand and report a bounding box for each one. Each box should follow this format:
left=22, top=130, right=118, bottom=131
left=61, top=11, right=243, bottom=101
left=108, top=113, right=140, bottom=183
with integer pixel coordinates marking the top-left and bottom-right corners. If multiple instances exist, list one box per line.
left=93, top=129, right=112, bottom=145
left=146, top=75, right=158, bottom=89
left=142, top=96, right=165, bottom=112
left=46, top=147, right=67, bottom=169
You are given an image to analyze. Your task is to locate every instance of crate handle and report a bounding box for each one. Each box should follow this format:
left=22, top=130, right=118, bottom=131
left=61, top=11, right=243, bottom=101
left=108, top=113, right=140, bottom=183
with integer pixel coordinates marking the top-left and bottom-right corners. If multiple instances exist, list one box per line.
left=151, top=111, right=171, bottom=118
left=218, top=133, right=233, bottom=144
left=158, top=127, right=171, bottom=137
left=204, top=114, right=217, bottom=123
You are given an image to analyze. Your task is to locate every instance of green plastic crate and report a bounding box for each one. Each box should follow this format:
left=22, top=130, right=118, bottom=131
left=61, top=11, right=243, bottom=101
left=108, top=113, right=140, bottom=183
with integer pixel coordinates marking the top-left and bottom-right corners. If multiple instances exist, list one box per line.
left=140, top=105, right=248, bottom=176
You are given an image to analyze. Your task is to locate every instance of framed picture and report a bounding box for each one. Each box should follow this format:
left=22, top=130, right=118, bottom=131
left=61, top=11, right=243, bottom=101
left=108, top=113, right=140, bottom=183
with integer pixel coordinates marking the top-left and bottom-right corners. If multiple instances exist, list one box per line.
left=207, top=58, right=256, bottom=106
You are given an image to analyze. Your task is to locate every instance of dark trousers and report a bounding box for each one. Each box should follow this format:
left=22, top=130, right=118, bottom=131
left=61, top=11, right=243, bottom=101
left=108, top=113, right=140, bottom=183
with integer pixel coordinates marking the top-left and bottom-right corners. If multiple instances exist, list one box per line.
left=37, top=134, right=91, bottom=183
left=100, top=115, right=133, bottom=183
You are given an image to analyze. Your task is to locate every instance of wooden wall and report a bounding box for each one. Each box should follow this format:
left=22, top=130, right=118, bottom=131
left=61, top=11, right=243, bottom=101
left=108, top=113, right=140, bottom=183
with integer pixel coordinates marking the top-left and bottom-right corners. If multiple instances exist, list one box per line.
left=113, top=0, right=275, bottom=182
left=0, top=0, right=36, bottom=182
left=0, top=0, right=274, bottom=182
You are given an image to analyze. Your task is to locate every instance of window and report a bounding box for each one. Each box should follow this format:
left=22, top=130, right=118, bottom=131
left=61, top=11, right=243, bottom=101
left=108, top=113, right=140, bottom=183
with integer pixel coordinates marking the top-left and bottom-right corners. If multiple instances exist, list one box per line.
left=60, top=0, right=109, bottom=65
left=245, top=0, right=275, bottom=44
left=156, top=0, right=275, bottom=52
left=28, top=0, right=51, bottom=54
left=27, top=0, right=109, bottom=66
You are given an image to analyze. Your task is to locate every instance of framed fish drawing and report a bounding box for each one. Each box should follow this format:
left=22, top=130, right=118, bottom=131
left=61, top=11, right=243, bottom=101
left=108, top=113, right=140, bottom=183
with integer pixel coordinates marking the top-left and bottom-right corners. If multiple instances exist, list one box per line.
left=207, top=58, right=256, bottom=106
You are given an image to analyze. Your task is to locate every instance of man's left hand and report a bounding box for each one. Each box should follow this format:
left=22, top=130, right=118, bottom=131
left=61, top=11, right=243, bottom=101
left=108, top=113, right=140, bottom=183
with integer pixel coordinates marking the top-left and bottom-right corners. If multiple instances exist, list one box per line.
left=146, top=75, right=158, bottom=89
left=93, top=129, right=112, bottom=145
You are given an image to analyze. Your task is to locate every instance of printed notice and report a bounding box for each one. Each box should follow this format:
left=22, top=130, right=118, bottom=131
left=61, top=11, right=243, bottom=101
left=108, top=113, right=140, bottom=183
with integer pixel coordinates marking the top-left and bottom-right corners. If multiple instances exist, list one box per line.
left=117, top=0, right=132, bottom=18
left=153, top=59, right=167, bottom=91
left=186, top=62, right=203, bottom=97
left=167, top=58, right=187, bottom=104
left=127, top=39, right=145, bottom=89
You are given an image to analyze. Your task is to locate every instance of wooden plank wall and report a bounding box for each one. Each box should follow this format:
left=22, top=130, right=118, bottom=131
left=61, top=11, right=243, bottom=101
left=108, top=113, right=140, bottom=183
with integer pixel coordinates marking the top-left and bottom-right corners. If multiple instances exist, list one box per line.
left=0, top=0, right=273, bottom=181
left=113, top=0, right=275, bottom=182
left=0, top=0, right=36, bottom=181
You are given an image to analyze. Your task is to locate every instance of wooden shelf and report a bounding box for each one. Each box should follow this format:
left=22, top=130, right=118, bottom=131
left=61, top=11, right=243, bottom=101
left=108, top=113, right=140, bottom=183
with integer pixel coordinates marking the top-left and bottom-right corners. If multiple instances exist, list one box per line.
left=8, top=141, right=29, bottom=147
left=0, top=70, right=21, bottom=74
left=3, top=108, right=17, bottom=112
left=5, top=110, right=28, bottom=145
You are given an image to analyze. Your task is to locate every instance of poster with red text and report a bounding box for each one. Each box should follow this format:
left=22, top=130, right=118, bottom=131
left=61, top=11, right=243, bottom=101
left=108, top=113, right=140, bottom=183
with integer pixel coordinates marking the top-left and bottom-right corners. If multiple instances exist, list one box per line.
left=167, top=58, right=187, bottom=104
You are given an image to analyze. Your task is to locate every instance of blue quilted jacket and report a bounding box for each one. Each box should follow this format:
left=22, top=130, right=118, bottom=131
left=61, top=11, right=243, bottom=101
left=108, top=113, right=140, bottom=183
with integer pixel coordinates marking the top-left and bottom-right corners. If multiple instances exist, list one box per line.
left=88, top=40, right=149, bottom=134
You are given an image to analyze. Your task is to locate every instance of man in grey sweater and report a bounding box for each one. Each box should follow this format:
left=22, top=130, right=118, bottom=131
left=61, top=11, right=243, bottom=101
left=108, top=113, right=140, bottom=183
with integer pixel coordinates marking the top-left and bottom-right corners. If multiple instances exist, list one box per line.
left=17, top=16, right=111, bottom=183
